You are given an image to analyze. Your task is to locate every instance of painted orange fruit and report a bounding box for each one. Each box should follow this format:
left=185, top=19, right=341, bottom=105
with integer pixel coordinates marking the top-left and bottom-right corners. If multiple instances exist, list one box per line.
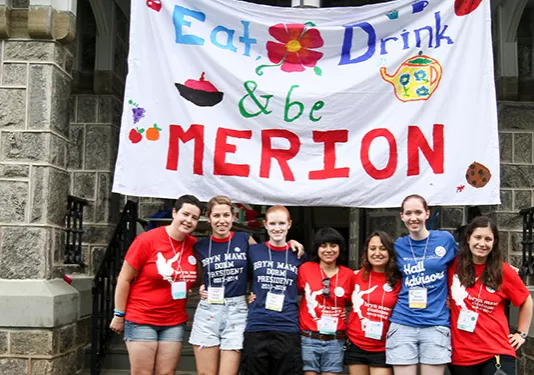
left=146, top=124, right=162, bottom=141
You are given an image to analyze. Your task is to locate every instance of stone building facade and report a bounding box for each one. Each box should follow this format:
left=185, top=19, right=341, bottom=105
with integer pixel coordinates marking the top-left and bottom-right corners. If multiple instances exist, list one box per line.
left=0, top=0, right=532, bottom=373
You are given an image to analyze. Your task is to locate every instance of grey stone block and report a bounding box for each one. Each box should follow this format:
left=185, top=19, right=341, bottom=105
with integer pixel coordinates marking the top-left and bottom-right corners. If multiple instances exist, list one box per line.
left=57, top=324, right=75, bottom=353
left=50, top=67, right=71, bottom=137
left=515, top=190, right=533, bottom=211
left=511, top=231, right=524, bottom=253
left=499, top=132, right=512, bottom=163
left=367, top=215, right=397, bottom=235
left=0, top=279, right=79, bottom=327
left=30, top=165, right=45, bottom=223
left=0, top=180, right=27, bottom=223
left=10, top=330, right=58, bottom=356
left=95, top=173, right=111, bottom=223
left=83, top=201, right=95, bottom=223
left=85, top=124, right=114, bottom=170
left=494, top=213, right=522, bottom=231
left=67, top=125, right=84, bottom=170
left=0, top=226, right=52, bottom=279
left=72, top=172, right=95, bottom=200
left=0, top=163, right=29, bottom=178
left=91, top=246, right=106, bottom=273
left=0, top=331, right=7, bottom=354
left=501, top=165, right=534, bottom=188
left=83, top=225, right=114, bottom=246
left=12, top=0, right=29, bottom=7
left=2, top=63, right=27, bottom=86
left=498, top=102, right=534, bottom=130
left=98, top=96, right=113, bottom=123
left=4, top=41, right=57, bottom=62
left=30, top=166, right=70, bottom=226
left=1, top=131, right=49, bottom=162
left=0, top=89, right=25, bottom=129
left=69, top=278, right=93, bottom=319
left=441, top=207, right=463, bottom=229
left=77, top=96, right=97, bottom=123
left=514, top=133, right=533, bottom=164
left=501, top=190, right=513, bottom=211
left=50, top=133, right=66, bottom=169
left=28, top=64, right=52, bottom=130
left=30, top=352, right=76, bottom=375
left=69, top=96, right=77, bottom=123
left=0, top=358, right=28, bottom=375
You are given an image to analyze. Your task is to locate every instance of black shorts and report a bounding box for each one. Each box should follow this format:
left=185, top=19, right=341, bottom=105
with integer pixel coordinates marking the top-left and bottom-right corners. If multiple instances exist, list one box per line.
left=241, top=331, right=303, bottom=375
left=448, top=355, right=516, bottom=375
left=343, top=340, right=390, bottom=368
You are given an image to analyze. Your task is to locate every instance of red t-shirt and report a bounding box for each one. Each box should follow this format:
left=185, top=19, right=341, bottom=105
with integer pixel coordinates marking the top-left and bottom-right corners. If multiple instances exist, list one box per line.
left=298, top=262, right=353, bottom=332
left=448, top=259, right=530, bottom=366
left=347, top=269, right=401, bottom=352
left=124, top=226, right=197, bottom=326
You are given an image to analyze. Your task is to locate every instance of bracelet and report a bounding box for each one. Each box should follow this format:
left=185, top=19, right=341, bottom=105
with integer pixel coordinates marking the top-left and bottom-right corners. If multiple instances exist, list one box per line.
left=113, top=309, right=126, bottom=318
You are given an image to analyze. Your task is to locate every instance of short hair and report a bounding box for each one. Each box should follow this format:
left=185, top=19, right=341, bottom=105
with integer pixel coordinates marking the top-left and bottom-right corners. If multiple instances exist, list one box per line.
left=310, top=227, right=346, bottom=265
left=401, top=194, right=428, bottom=212
left=207, top=195, right=233, bottom=217
left=265, top=205, right=291, bottom=221
left=174, top=194, right=203, bottom=214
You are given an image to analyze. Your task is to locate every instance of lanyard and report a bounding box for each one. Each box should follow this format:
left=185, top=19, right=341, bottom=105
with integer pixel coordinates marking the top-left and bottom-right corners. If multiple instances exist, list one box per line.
left=367, top=272, right=386, bottom=322
left=473, top=276, right=484, bottom=313
left=207, top=236, right=232, bottom=288
left=167, top=235, right=184, bottom=282
left=267, top=245, right=289, bottom=293
left=408, top=233, right=430, bottom=287
left=320, top=267, right=339, bottom=311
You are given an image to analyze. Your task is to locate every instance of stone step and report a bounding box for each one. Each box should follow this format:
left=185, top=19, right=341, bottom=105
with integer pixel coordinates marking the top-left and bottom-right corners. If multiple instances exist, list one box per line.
left=80, top=370, right=197, bottom=375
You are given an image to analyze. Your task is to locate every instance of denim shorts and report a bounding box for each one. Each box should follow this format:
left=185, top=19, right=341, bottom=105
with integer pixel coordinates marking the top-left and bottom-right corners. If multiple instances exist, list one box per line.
left=189, top=295, right=247, bottom=350
left=301, top=334, right=344, bottom=373
left=123, top=320, right=185, bottom=342
left=385, top=322, right=451, bottom=365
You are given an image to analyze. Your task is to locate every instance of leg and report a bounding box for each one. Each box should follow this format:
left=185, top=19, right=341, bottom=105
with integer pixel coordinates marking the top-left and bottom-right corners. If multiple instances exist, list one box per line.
left=219, top=350, right=241, bottom=375
left=370, top=367, right=393, bottom=375
left=419, top=364, right=446, bottom=375
left=154, top=342, right=183, bottom=375
left=448, top=364, right=480, bottom=375
left=271, top=332, right=303, bottom=375
left=240, top=332, right=270, bottom=375
left=126, top=341, right=158, bottom=375
left=304, top=372, right=319, bottom=375
left=480, top=355, right=516, bottom=375
left=348, top=364, right=370, bottom=375
left=392, top=365, right=418, bottom=375
left=193, top=345, right=220, bottom=375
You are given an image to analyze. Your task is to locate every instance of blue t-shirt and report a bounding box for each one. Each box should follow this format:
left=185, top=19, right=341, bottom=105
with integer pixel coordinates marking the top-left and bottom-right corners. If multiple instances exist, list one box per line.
left=246, top=242, right=308, bottom=333
left=390, top=230, right=458, bottom=327
left=194, top=232, right=250, bottom=298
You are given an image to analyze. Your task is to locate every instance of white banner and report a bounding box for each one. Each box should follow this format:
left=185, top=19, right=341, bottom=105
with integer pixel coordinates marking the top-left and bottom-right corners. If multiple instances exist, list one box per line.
left=113, top=0, right=499, bottom=208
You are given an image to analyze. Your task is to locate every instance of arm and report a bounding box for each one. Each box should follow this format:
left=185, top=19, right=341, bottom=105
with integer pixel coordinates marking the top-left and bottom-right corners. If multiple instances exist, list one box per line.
left=248, top=236, right=257, bottom=245
left=509, top=295, right=533, bottom=349
left=110, top=261, right=138, bottom=333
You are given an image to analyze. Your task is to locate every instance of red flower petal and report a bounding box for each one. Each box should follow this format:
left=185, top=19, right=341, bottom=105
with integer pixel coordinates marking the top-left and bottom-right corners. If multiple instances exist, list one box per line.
left=286, top=24, right=305, bottom=42
left=269, top=24, right=290, bottom=43
left=281, top=52, right=305, bottom=73
left=300, top=28, right=324, bottom=49
left=297, top=48, right=324, bottom=67
left=266, top=41, right=287, bottom=64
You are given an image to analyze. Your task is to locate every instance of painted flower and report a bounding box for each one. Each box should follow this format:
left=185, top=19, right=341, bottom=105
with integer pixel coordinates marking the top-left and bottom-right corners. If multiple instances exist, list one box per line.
left=399, top=74, right=410, bottom=86
left=416, top=86, right=430, bottom=97
left=257, top=23, right=324, bottom=76
left=414, top=70, right=427, bottom=82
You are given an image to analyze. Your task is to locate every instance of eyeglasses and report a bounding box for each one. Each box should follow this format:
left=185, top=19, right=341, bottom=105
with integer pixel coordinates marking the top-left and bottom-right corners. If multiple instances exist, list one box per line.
left=322, top=277, right=331, bottom=298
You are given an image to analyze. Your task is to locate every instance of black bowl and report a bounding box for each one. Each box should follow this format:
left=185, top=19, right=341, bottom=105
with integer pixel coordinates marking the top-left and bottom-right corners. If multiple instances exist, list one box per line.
left=175, top=83, right=224, bottom=107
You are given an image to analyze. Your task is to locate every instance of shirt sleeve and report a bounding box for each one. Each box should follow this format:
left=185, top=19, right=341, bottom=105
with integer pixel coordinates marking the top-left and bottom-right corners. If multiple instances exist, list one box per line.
left=502, top=263, right=530, bottom=307
left=297, top=266, right=305, bottom=294
left=124, top=234, right=151, bottom=271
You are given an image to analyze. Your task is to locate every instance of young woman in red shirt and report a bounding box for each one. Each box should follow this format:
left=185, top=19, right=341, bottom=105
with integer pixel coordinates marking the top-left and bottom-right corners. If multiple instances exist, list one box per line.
left=448, top=216, right=533, bottom=375
left=298, top=227, right=354, bottom=375
left=109, top=195, right=203, bottom=375
left=345, top=231, right=402, bottom=375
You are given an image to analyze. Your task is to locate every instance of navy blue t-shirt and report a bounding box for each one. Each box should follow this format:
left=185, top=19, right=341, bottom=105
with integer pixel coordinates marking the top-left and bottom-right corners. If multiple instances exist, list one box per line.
left=194, top=231, right=250, bottom=298
left=390, top=230, right=458, bottom=327
left=246, top=242, right=308, bottom=333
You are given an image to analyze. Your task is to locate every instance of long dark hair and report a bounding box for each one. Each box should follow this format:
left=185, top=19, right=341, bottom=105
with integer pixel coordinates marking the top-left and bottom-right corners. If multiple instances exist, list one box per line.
left=360, top=231, right=401, bottom=287
left=456, top=216, right=502, bottom=290
left=311, top=228, right=346, bottom=265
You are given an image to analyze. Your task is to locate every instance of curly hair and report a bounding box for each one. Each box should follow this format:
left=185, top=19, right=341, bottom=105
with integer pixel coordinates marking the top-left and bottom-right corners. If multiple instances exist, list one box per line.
left=360, top=231, right=402, bottom=287
left=455, top=216, right=502, bottom=290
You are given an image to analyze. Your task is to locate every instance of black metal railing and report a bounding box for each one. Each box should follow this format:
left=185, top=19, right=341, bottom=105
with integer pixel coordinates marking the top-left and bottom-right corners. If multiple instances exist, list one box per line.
left=520, top=207, right=534, bottom=277
left=91, top=200, right=138, bottom=375
left=64, top=195, right=89, bottom=265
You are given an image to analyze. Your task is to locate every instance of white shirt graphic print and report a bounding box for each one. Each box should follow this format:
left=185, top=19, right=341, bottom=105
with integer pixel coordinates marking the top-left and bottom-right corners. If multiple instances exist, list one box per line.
left=155, top=252, right=181, bottom=282
left=305, top=282, right=322, bottom=320
left=352, top=283, right=377, bottom=330
left=451, top=274, right=470, bottom=311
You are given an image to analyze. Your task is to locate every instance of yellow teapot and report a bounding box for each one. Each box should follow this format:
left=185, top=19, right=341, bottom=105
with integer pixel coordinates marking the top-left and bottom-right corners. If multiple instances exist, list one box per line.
left=380, top=52, right=443, bottom=102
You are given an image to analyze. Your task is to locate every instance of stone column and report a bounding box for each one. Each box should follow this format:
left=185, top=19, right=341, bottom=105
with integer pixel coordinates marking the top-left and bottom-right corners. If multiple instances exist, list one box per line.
left=0, top=1, right=89, bottom=374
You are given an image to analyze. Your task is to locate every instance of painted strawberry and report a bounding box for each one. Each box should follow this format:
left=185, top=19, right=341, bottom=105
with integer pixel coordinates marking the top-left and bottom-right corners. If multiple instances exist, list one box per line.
left=454, top=0, right=483, bottom=16
left=146, top=0, right=162, bottom=12
left=129, top=128, right=144, bottom=144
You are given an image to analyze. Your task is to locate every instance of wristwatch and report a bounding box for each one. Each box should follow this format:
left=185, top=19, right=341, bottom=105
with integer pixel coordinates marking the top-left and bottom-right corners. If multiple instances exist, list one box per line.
left=516, top=331, right=528, bottom=339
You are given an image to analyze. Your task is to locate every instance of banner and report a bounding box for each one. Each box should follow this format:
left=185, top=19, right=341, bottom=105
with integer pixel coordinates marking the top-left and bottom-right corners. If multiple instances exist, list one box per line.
left=113, top=0, right=499, bottom=208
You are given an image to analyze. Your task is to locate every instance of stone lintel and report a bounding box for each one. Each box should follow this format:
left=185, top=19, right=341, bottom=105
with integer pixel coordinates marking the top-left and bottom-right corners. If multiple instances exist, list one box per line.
left=0, top=279, right=79, bottom=327
left=68, top=275, right=92, bottom=318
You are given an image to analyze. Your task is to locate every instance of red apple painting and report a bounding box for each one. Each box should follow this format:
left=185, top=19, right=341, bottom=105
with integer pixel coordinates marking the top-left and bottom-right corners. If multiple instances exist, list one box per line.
left=129, top=128, right=144, bottom=144
left=146, top=0, right=162, bottom=12
left=454, top=0, right=483, bottom=16
left=175, top=72, right=224, bottom=107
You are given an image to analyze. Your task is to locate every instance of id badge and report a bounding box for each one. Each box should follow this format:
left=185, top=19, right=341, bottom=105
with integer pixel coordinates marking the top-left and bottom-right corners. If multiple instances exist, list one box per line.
left=207, top=286, right=225, bottom=305
left=409, top=287, right=427, bottom=309
left=457, top=309, right=478, bottom=332
left=171, top=281, right=187, bottom=300
left=364, top=320, right=384, bottom=340
left=318, top=315, right=338, bottom=335
left=265, top=292, right=284, bottom=312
